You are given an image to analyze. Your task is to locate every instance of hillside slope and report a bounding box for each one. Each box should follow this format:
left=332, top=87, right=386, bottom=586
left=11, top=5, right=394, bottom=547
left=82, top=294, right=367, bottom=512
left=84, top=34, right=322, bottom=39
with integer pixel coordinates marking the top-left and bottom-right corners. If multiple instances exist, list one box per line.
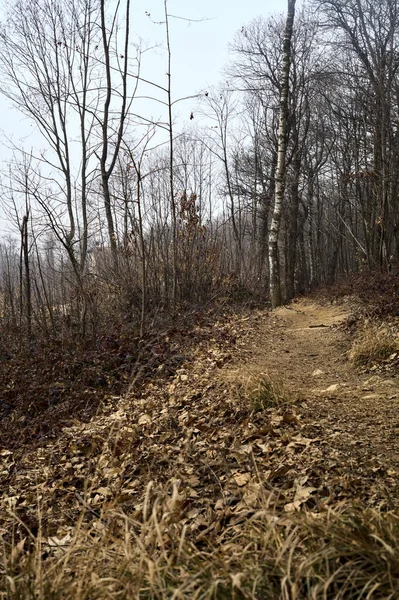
left=1, top=298, right=399, bottom=598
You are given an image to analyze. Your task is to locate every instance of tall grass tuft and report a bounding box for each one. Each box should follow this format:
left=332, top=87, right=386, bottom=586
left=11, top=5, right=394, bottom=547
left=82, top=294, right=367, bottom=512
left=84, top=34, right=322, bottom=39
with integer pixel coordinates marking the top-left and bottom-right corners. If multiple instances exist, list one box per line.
left=349, top=324, right=399, bottom=367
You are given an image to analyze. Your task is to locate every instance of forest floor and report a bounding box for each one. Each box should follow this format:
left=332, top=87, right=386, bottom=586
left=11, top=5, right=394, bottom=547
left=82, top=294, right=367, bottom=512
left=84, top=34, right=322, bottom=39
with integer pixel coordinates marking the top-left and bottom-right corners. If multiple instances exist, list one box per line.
left=242, top=299, right=399, bottom=508
left=1, top=288, right=399, bottom=598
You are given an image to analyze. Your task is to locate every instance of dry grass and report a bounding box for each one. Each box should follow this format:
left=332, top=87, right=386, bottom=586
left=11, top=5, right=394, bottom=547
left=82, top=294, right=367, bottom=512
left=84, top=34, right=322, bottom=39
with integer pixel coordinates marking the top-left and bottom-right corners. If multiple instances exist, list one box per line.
left=220, top=368, right=291, bottom=412
left=3, top=307, right=399, bottom=599
left=2, top=484, right=399, bottom=600
left=349, top=323, right=399, bottom=367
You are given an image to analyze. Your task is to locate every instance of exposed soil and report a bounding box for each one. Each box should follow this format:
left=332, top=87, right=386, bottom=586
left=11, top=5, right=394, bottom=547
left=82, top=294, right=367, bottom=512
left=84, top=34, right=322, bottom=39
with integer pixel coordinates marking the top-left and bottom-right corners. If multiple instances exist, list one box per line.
left=243, top=299, right=399, bottom=508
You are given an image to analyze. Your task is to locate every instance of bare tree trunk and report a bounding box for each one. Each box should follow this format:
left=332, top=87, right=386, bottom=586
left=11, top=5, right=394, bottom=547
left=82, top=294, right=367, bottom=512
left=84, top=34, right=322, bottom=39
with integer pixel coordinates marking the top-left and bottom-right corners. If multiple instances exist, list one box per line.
left=100, top=0, right=132, bottom=256
left=268, top=0, right=296, bottom=308
left=164, top=0, right=178, bottom=311
left=21, top=213, right=32, bottom=341
left=285, top=152, right=301, bottom=301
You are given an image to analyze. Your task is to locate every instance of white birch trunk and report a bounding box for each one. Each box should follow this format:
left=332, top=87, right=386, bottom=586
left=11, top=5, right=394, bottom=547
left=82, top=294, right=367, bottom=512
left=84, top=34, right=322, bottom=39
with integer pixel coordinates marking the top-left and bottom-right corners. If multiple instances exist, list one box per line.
left=268, top=0, right=296, bottom=308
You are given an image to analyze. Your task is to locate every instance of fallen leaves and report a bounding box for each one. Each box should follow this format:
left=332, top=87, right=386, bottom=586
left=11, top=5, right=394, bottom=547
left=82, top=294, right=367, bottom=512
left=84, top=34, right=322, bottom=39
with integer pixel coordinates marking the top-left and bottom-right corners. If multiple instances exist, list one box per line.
left=1, top=301, right=399, bottom=561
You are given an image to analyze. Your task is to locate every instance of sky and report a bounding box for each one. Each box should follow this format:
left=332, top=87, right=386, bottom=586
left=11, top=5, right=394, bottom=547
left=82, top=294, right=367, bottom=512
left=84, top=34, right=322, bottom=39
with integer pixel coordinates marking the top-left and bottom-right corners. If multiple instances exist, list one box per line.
left=0, top=0, right=289, bottom=234
left=0, top=0, right=287, bottom=147
left=131, top=0, right=287, bottom=104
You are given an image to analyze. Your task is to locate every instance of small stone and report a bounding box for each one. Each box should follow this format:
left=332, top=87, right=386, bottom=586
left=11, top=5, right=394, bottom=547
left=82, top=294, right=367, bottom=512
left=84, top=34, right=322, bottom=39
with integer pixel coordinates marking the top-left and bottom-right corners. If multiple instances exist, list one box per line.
left=312, top=369, right=324, bottom=377
left=321, top=384, right=340, bottom=394
left=364, top=376, right=381, bottom=386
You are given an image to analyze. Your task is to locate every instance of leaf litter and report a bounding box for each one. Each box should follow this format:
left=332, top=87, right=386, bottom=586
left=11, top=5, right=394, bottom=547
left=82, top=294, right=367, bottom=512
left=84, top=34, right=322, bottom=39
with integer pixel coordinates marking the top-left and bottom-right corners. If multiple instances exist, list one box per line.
left=1, top=299, right=399, bottom=597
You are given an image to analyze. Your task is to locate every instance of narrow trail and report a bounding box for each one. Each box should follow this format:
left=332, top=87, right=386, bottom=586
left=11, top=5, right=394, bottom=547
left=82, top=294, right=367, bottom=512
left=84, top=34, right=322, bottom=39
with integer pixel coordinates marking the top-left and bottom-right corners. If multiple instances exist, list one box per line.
left=258, top=301, right=353, bottom=390
left=245, top=299, right=399, bottom=507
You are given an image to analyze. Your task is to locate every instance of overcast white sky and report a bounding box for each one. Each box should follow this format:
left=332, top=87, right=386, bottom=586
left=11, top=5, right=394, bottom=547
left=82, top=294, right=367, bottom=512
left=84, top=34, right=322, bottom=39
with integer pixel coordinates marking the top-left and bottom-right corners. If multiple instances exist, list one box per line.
left=0, top=0, right=288, bottom=148
left=132, top=0, right=287, bottom=102
left=0, top=0, right=290, bottom=233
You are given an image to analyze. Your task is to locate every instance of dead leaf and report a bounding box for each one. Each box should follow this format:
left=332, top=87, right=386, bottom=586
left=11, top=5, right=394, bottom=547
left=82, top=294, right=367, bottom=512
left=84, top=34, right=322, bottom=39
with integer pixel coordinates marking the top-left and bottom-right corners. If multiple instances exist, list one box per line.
left=44, top=533, right=72, bottom=549
left=96, top=487, right=112, bottom=497
left=215, top=498, right=225, bottom=510
left=187, top=475, right=201, bottom=487
left=283, top=411, right=299, bottom=424
left=284, top=501, right=301, bottom=512
left=256, top=442, right=270, bottom=453
left=138, top=413, right=151, bottom=425
left=11, top=538, right=25, bottom=563
left=294, top=486, right=317, bottom=503
left=287, top=434, right=316, bottom=448
left=233, top=472, right=251, bottom=487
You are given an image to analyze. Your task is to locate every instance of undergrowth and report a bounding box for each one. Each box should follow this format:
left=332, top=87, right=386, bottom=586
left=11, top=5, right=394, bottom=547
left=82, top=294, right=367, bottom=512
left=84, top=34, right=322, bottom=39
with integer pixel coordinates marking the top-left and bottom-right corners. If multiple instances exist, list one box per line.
left=3, top=275, right=399, bottom=599
left=2, top=485, right=399, bottom=599
left=313, top=270, right=399, bottom=370
left=312, top=270, right=399, bottom=319
left=349, top=324, right=399, bottom=367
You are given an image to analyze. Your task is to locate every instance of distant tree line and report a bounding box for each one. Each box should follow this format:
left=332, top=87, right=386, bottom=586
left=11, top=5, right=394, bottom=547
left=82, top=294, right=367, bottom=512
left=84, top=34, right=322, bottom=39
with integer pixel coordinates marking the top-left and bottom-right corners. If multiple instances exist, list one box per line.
left=0, top=0, right=398, bottom=342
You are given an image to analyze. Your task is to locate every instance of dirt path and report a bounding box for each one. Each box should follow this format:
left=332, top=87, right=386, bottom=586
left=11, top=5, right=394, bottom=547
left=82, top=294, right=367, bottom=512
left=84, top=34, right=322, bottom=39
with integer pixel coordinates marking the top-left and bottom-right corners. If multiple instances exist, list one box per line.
left=245, top=299, right=399, bottom=508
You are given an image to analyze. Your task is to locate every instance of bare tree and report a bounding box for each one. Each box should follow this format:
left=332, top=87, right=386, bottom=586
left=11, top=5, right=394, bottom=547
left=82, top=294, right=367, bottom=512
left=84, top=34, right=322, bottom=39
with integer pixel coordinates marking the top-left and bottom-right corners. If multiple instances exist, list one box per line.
left=99, top=0, right=137, bottom=256
left=268, top=0, right=297, bottom=308
left=0, top=0, right=99, bottom=274
left=314, top=0, right=399, bottom=268
left=0, top=0, right=139, bottom=265
left=201, top=89, right=243, bottom=274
